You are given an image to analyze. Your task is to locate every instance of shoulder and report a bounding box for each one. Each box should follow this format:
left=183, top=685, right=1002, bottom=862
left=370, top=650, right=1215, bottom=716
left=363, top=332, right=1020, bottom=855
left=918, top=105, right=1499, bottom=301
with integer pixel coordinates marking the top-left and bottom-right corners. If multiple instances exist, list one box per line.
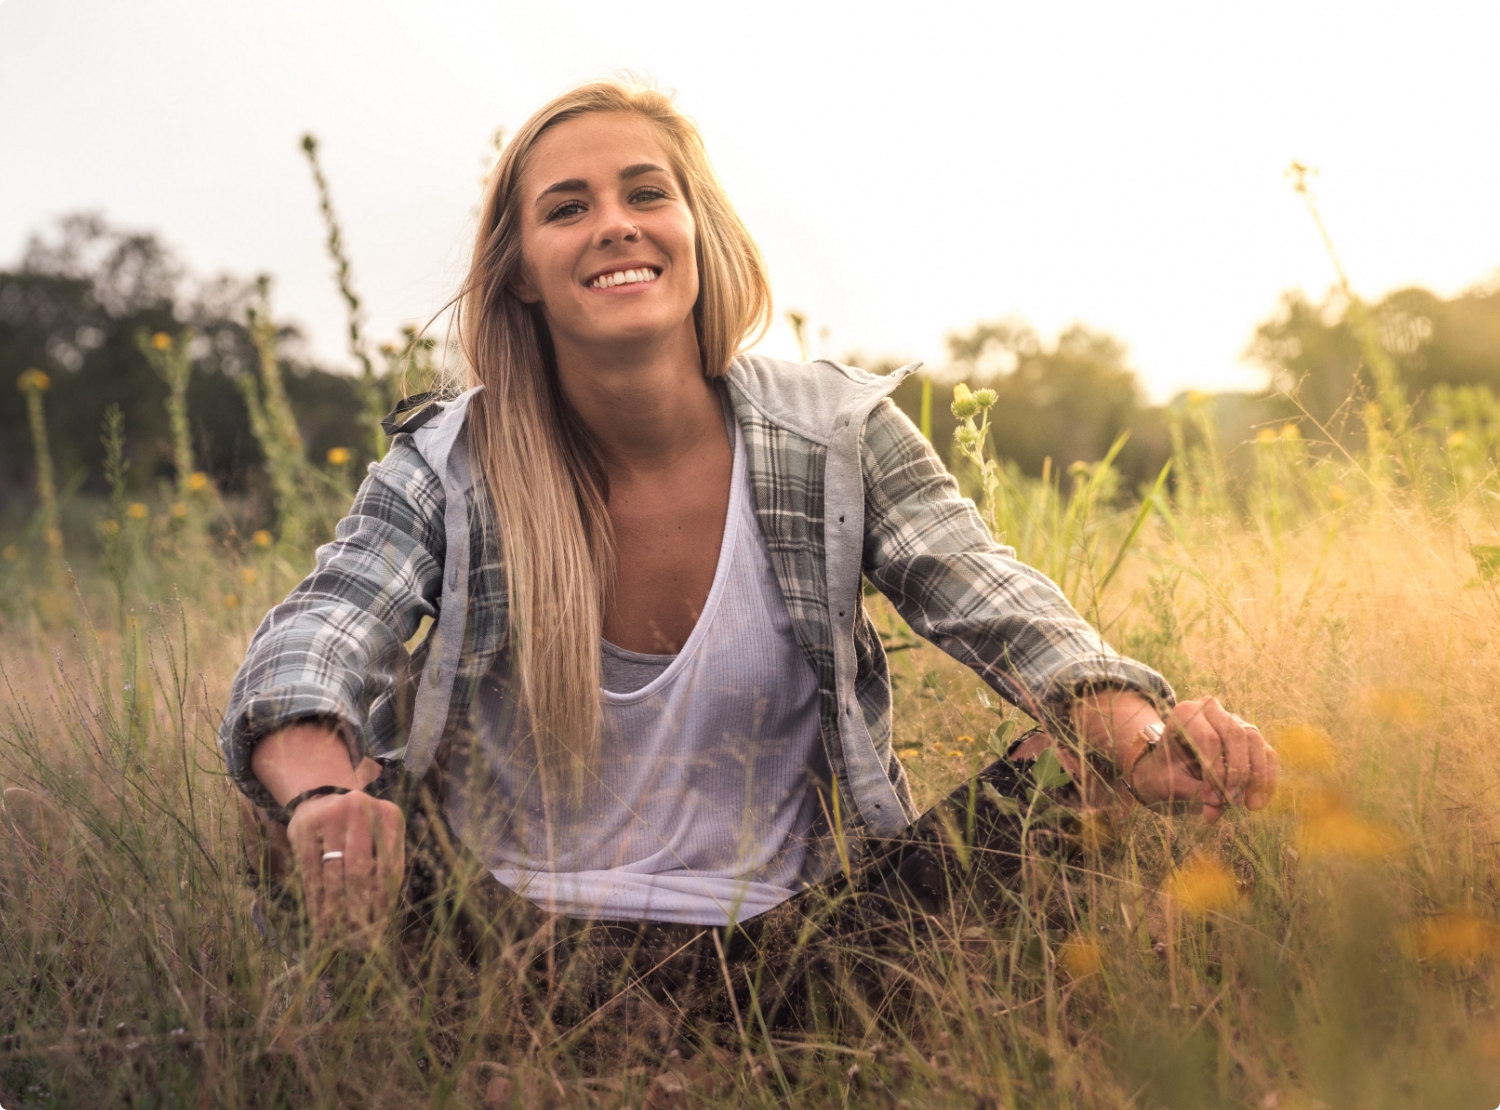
left=370, top=385, right=482, bottom=499
left=726, top=354, right=918, bottom=445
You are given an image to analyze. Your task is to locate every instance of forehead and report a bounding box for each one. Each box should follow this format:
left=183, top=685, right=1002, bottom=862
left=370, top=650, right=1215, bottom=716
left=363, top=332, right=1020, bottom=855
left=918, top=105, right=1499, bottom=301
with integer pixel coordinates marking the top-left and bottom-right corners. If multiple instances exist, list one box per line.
left=522, top=112, right=677, bottom=195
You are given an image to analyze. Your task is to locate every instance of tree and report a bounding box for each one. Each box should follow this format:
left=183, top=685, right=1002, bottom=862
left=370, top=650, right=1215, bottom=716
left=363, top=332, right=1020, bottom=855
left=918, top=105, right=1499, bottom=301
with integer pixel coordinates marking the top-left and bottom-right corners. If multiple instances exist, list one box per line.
left=1247, top=279, right=1500, bottom=426
left=0, top=213, right=366, bottom=512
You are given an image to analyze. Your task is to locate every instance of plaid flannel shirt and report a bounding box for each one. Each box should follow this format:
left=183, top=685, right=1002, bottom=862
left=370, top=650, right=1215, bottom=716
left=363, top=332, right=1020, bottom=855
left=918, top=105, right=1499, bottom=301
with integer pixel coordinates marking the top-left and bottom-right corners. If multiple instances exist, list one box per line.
left=220, top=356, right=1174, bottom=837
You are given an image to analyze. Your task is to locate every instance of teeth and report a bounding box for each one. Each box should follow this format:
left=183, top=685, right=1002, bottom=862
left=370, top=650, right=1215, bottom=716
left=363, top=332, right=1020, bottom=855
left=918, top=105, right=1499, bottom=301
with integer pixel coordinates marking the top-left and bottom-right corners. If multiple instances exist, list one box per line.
left=592, top=268, right=658, bottom=289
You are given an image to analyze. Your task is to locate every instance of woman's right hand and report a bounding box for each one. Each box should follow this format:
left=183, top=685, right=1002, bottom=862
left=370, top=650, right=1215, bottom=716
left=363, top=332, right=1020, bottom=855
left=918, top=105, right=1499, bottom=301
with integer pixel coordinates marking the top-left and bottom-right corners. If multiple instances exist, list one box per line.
left=250, top=721, right=406, bottom=947
left=287, top=788, right=405, bottom=946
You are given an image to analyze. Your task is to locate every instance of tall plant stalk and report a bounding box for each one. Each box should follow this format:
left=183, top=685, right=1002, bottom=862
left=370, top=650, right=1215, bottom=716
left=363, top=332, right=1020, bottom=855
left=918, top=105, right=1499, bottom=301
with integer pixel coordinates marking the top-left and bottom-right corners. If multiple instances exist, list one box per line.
left=17, top=368, right=64, bottom=586
left=301, top=132, right=387, bottom=460
left=240, top=279, right=311, bottom=546
left=136, top=329, right=198, bottom=495
left=1287, top=163, right=1411, bottom=489
left=98, top=404, right=133, bottom=617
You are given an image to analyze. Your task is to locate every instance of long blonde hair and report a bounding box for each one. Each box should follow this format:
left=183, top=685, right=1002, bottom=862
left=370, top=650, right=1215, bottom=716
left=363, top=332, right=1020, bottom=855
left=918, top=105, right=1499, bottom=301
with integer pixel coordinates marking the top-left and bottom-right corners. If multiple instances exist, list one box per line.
left=456, top=80, right=771, bottom=783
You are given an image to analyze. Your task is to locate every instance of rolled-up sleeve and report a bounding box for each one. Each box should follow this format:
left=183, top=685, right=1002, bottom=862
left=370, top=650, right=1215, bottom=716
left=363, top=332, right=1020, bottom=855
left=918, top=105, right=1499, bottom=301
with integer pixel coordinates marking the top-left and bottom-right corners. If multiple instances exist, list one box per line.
left=218, top=439, right=447, bottom=810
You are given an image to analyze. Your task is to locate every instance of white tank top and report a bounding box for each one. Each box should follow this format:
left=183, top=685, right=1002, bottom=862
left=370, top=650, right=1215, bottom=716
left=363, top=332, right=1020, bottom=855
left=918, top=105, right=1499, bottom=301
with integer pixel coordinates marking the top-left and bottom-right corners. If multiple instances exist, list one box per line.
left=455, top=416, right=827, bottom=925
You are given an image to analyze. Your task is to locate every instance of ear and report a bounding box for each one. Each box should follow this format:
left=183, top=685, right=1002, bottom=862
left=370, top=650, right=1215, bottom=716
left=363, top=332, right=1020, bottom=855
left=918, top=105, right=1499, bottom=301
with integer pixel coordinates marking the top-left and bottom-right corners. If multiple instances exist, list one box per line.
left=508, top=268, right=542, bottom=305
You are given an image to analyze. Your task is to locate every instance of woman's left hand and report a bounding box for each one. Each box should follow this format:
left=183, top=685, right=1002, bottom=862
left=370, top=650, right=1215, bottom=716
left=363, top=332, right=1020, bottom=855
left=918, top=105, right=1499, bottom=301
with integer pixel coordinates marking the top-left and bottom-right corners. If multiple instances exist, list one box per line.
left=1129, top=696, right=1278, bottom=821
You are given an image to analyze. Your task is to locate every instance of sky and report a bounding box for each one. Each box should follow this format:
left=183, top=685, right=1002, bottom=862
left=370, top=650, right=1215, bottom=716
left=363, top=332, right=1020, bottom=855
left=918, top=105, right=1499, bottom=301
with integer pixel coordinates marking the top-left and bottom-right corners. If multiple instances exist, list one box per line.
left=2, top=0, right=1497, bottom=401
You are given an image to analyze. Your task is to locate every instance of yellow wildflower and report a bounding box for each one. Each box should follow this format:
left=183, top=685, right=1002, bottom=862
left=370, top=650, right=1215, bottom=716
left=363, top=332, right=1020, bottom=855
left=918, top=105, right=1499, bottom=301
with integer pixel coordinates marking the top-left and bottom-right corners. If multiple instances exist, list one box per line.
left=1272, top=724, right=1336, bottom=772
left=1297, top=807, right=1402, bottom=860
left=240, top=567, right=258, bottom=587
left=251, top=530, right=273, bottom=548
left=1279, top=422, right=1300, bottom=440
left=126, top=503, right=149, bottom=521
left=1186, top=390, right=1209, bottom=405
left=99, top=520, right=120, bottom=537
left=1328, top=484, right=1348, bottom=505
left=1168, top=855, right=1240, bottom=915
left=897, top=747, right=922, bottom=760
left=956, top=734, right=975, bottom=744
left=186, top=471, right=209, bottom=492
left=1255, top=427, right=1278, bottom=444
left=16, top=368, right=50, bottom=392
left=1, top=544, right=18, bottom=561
left=326, top=446, right=351, bottom=466
left=1057, top=937, right=1104, bottom=978
left=151, top=332, right=173, bottom=350
left=222, top=593, right=239, bottom=609
left=1365, top=688, right=1425, bottom=724
left=170, top=502, right=188, bottom=519
left=1401, top=914, right=1500, bottom=964
left=1447, top=430, right=1467, bottom=449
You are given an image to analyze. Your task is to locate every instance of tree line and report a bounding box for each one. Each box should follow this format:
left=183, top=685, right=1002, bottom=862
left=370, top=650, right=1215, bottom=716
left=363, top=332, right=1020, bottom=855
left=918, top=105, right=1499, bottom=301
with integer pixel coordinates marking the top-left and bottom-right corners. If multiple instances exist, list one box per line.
left=4, top=211, right=1499, bottom=532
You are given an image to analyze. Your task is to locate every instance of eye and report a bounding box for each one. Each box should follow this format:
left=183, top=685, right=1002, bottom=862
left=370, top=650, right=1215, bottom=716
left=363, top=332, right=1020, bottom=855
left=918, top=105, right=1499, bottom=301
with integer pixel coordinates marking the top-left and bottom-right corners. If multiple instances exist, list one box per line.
left=629, top=186, right=669, bottom=204
left=544, top=199, right=587, bottom=221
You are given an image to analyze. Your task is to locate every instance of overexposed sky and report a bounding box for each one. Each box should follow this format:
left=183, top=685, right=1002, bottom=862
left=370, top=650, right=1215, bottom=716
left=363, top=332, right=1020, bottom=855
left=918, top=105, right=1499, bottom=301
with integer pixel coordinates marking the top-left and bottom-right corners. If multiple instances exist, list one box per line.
left=2, top=0, right=1497, bottom=400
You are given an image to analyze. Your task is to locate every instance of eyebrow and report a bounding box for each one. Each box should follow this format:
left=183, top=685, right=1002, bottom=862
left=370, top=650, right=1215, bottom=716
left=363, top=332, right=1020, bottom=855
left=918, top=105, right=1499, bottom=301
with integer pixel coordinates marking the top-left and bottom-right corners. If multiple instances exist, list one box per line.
left=535, top=163, right=671, bottom=202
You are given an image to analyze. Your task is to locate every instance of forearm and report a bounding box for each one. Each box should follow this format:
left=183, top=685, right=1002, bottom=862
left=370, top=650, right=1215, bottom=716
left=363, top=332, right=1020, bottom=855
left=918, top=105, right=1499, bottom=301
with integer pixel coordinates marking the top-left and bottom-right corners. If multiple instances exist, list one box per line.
left=249, top=721, right=378, bottom=807
left=1070, top=688, right=1163, bottom=769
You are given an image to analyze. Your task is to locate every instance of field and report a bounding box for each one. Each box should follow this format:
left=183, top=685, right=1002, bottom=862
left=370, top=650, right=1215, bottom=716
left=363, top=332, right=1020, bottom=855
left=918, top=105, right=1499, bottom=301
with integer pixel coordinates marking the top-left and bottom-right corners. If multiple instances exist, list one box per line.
left=4, top=359, right=1500, bottom=1109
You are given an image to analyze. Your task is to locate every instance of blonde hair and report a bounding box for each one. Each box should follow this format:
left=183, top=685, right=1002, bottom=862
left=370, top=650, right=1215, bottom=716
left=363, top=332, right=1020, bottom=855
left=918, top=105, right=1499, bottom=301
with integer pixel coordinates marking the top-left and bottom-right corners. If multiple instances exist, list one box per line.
left=455, top=80, right=771, bottom=785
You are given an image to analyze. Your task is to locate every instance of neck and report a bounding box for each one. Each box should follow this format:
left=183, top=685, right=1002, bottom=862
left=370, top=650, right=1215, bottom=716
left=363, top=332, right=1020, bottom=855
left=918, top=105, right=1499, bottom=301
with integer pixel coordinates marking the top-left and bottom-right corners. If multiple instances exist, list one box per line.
left=552, top=320, right=724, bottom=475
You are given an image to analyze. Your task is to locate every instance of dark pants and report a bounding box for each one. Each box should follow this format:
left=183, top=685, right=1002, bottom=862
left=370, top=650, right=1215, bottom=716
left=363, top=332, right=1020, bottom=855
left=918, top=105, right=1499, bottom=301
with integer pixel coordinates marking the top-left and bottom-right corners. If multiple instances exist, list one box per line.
left=239, top=745, right=1083, bottom=1047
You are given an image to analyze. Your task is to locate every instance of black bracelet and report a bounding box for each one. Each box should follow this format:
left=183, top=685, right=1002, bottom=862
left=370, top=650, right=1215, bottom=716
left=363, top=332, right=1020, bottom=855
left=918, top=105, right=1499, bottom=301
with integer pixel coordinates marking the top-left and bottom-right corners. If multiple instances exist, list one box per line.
left=281, top=784, right=354, bottom=822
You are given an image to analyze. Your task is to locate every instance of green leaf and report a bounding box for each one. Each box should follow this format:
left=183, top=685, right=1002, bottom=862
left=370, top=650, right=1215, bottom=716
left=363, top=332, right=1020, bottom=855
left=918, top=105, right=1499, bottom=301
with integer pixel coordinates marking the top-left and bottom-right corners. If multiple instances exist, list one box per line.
left=982, top=780, right=1023, bottom=817
left=987, top=719, right=1018, bottom=756
left=1471, top=545, right=1500, bottom=582
left=1031, top=747, right=1073, bottom=792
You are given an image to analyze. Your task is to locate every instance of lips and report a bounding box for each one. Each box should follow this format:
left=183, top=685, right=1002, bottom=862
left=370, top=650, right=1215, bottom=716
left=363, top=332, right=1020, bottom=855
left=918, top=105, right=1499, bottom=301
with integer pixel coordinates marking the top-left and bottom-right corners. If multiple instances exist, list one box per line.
left=587, top=266, right=661, bottom=290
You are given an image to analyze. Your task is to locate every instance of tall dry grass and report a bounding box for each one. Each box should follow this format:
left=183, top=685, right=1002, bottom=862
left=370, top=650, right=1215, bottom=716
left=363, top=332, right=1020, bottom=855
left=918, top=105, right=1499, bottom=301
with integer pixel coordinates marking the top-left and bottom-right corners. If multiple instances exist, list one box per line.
left=4, top=353, right=1500, bottom=1107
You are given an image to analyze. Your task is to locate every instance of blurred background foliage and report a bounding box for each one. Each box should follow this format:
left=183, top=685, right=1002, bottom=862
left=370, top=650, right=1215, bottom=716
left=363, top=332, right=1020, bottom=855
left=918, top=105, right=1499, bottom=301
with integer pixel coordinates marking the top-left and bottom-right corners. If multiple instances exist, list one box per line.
left=0, top=214, right=365, bottom=525
left=5, top=209, right=1500, bottom=540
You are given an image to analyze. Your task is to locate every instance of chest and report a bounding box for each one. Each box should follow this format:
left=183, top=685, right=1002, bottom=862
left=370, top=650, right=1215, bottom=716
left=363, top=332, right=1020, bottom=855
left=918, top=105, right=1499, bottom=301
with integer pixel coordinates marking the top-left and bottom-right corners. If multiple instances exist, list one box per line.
left=603, top=447, right=734, bottom=654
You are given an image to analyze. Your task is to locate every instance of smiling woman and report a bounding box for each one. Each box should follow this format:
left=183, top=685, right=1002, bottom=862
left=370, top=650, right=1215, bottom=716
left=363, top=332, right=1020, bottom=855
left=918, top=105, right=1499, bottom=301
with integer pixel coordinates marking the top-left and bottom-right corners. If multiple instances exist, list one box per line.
left=219, top=79, right=1276, bottom=1039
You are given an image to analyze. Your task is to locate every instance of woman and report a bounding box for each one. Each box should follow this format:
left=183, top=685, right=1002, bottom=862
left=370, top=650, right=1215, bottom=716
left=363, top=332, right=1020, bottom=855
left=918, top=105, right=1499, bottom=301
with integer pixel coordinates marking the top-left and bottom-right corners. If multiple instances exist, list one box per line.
left=222, top=82, right=1275, bottom=1001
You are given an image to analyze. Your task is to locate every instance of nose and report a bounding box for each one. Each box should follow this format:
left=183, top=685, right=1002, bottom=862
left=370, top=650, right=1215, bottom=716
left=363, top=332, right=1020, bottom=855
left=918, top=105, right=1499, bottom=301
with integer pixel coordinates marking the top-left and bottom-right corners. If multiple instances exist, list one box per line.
left=593, top=200, right=639, bottom=249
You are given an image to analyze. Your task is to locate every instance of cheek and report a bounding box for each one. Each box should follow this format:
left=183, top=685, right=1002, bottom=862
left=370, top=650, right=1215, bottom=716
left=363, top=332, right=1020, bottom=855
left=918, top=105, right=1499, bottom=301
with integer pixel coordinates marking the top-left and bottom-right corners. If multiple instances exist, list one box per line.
left=668, top=215, right=700, bottom=297
left=516, top=231, right=578, bottom=304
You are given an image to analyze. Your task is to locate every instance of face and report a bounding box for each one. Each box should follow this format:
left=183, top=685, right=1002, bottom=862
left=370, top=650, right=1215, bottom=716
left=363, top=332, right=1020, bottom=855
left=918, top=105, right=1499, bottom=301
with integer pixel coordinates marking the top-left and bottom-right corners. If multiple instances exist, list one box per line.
left=511, top=112, right=699, bottom=360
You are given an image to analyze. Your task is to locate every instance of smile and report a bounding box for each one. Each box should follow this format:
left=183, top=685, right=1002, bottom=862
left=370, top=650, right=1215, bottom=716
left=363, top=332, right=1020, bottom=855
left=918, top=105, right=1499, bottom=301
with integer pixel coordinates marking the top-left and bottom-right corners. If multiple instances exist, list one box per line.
left=588, top=267, right=660, bottom=289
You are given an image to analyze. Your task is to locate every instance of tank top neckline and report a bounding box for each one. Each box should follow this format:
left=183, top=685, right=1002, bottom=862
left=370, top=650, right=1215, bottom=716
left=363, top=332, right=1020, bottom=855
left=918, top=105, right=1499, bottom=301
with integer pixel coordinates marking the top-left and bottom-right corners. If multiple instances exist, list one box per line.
left=599, top=417, right=746, bottom=706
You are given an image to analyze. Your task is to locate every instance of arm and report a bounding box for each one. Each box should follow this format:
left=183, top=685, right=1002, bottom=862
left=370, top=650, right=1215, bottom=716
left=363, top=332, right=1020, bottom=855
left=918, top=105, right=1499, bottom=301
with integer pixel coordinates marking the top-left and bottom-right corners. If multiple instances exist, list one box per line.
left=221, top=438, right=446, bottom=942
left=859, top=398, right=1173, bottom=722
left=859, top=400, right=1276, bottom=818
left=220, top=437, right=447, bottom=812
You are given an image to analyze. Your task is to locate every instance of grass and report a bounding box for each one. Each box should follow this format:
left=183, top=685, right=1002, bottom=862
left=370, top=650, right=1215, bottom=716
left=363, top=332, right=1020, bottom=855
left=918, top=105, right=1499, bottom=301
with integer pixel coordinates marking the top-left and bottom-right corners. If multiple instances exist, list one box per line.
left=5, top=357, right=1500, bottom=1107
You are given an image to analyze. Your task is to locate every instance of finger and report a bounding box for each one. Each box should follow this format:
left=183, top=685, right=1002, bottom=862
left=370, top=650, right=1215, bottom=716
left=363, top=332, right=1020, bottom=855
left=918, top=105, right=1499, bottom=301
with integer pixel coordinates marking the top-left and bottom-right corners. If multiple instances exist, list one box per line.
left=374, top=804, right=405, bottom=923
left=316, top=817, right=346, bottom=945
left=290, top=814, right=327, bottom=939
left=1136, top=744, right=1220, bottom=819
left=1202, top=700, right=1250, bottom=804
left=1248, top=731, right=1279, bottom=810
left=1172, top=708, right=1227, bottom=810
left=1245, top=725, right=1268, bottom=808
left=342, top=808, right=377, bottom=941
